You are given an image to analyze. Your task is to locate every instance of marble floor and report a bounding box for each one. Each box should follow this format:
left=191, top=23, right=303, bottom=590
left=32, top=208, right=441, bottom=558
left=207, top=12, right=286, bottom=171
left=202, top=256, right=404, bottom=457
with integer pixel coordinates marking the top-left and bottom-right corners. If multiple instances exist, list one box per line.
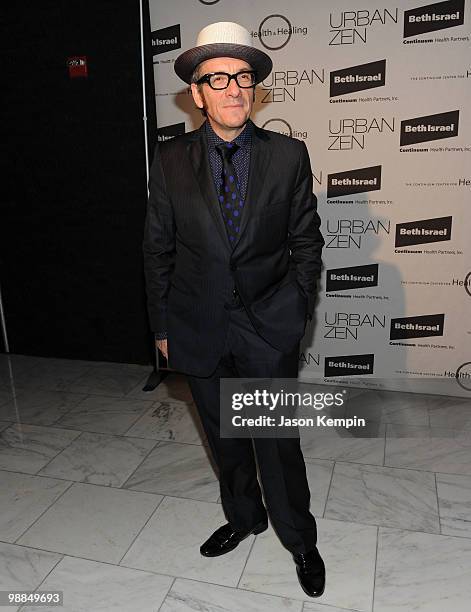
left=1, top=353, right=471, bottom=611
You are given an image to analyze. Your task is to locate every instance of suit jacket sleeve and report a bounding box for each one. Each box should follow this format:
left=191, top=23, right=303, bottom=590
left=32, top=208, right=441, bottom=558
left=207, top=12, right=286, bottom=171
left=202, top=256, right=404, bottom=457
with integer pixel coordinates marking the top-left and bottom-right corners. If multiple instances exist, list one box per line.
left=288, top=140, right=324, bottom=320
left=142, top=143, right=176, bottom=333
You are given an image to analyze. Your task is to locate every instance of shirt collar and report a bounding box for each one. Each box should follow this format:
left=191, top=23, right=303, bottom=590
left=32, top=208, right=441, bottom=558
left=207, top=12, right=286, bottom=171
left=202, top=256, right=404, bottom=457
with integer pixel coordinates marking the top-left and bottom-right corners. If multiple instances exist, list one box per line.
left=205, top=119, right=253, bottom=151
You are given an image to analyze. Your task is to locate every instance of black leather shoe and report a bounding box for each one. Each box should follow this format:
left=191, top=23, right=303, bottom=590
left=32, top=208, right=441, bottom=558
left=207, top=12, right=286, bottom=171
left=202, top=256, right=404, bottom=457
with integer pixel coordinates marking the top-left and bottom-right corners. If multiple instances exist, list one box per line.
left=200, top=521, right=268, bottom=557
left=293, top=547, right=326, bottom=597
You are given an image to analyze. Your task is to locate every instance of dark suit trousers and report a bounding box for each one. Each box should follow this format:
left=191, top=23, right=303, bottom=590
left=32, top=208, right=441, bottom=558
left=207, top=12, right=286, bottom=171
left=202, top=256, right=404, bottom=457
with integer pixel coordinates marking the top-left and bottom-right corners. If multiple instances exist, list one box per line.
left=187, top=295, right=317, bottom=555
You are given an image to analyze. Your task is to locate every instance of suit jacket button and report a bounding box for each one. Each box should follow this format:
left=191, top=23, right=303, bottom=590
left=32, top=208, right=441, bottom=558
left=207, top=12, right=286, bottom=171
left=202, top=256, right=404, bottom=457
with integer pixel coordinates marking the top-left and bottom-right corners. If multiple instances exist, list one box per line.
left=230, top=263, right=237, bottom=271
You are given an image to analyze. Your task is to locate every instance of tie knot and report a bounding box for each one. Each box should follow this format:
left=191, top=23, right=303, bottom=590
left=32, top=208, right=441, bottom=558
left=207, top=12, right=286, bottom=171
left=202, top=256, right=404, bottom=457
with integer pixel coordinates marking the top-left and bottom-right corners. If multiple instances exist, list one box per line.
left=216, top=142, right=239, bottom=162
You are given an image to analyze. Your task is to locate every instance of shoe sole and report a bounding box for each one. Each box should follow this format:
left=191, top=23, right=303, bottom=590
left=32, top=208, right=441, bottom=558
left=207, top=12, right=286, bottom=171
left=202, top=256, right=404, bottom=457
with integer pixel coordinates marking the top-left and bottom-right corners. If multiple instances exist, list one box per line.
left=299, top=583, right=325, bottom=598
left=200, top=522, right=268, bottom=557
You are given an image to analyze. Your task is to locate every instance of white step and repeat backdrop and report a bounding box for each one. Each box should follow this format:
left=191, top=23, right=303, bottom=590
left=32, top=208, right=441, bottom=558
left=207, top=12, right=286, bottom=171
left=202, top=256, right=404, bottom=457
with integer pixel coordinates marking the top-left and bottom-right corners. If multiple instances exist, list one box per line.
left=148, top=0, right=471, bottom=398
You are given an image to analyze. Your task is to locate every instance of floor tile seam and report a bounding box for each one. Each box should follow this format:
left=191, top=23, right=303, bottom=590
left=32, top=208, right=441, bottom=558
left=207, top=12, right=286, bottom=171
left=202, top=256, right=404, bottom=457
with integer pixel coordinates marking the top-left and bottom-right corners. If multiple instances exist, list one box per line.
left=8, top=421, right=203, bottom=446
left=119, top=440, right=176, bottom=490
left=321, top=511, right=442, bottom=537
left=157, top=576, right=177, bottom=612
left=303, top=455, right=471, bottom=477
left=322, top=460, right=336, bottom=519
left=38, top=435, right=161, bottom=486
left=332, top=459, right=442, bottom=479
left=371, top=525, right=379, bottom=612
left=26, top=430, right=85, bottom=476
left=12, top=480, right=76, bottom=544
left=15, top=552, right=65, bottom=611
left=1, top=538, right=184, bottom=581
left=160, top=575, right=319, bottom=608
left=235, top=525, right=262, bottom=590
left=117, top=494, right=167, bottom=565
left=0, top=469, right=224, bottom=503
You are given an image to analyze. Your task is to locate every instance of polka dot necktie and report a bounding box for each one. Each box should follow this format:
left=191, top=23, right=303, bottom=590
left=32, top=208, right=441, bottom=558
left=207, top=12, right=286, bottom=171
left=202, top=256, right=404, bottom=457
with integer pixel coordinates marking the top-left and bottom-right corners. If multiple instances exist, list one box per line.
left=215, top=142, right=245, bottom=247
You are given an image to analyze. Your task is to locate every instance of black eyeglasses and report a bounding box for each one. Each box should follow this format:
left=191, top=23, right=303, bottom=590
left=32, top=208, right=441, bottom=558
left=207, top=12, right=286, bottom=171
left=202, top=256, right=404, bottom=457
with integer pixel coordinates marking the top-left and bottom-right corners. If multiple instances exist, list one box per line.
left=195, top=70, right=257, bottom=90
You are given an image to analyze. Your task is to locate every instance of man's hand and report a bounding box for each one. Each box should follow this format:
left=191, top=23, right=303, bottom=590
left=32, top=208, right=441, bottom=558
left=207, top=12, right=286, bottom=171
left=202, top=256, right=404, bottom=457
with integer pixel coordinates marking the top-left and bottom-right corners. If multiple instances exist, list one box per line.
left=156, top=339, right=168, bottom=360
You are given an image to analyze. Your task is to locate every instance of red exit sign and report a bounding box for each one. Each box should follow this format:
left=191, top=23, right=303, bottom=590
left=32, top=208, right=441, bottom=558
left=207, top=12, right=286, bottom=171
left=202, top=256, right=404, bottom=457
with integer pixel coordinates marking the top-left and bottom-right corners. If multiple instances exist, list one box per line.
left=67, top=56, right=88, bottom=78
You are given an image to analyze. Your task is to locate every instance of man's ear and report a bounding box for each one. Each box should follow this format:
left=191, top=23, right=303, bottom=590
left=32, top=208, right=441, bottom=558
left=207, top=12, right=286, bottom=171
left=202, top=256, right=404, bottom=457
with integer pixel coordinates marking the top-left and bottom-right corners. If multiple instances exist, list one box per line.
left=191, top=83, right=204, bottom=109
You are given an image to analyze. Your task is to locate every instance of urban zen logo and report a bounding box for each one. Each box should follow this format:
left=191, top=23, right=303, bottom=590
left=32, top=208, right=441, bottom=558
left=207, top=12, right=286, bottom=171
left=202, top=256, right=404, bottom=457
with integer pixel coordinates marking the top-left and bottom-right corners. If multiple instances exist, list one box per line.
left=254, top=14, right=307, bottom=50
left=327, top=165, right=382, bottom=198
left=404, top=0, right=465, bottom=38
left=325, top=354, right=374, bottom=376
left=390, top=314, right=445, bottom=340
left=326, top=264, right=379, bottom=292
left=395, top=216, right=452, bottom=247
left=325, top=218, right=390, bottom=249
left=324, top=312, right=385, bottom=340
left=151, top=24, right=181, bottom=56
left=400, top=110, right=459, bottom=146
left=329, top=8, right=398, bottom=45
left=260, top=67, right=325, bottom=103
left=156, top=122, right=185, bottom=142
left=329, top=116, right=395, bottom=150
left=330, top=60, right=386, bottom=97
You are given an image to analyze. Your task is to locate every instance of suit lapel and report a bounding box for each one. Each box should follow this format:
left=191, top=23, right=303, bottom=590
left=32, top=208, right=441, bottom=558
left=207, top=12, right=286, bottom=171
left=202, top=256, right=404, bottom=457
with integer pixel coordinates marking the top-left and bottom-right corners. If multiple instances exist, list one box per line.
left=232, top=122, right=272, bottom=252
left=187, top=124, right=231, bottom=251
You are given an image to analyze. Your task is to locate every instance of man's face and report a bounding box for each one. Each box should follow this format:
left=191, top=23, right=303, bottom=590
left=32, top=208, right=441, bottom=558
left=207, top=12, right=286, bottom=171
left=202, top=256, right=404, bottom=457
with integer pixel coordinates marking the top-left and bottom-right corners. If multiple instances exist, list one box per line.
left=191, top=57, right=255, bottom=139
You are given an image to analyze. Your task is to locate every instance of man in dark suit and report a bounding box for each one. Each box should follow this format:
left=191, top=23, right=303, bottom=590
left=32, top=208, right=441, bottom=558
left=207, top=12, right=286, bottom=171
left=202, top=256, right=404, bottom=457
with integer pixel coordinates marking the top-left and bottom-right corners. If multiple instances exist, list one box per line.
left=143, top=21, right=325, bottom=597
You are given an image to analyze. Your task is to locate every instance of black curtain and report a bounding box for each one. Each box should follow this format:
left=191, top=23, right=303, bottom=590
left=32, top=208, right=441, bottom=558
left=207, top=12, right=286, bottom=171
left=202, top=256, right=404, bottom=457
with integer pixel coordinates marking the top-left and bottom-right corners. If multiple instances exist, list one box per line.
left=1, top=0, right=158, bottom=364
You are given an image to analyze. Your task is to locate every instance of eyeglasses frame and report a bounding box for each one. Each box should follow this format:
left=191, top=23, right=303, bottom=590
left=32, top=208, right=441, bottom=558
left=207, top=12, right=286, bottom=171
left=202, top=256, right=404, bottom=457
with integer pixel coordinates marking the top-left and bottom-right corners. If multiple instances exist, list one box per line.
left=195, top=70, right=257, bottom=90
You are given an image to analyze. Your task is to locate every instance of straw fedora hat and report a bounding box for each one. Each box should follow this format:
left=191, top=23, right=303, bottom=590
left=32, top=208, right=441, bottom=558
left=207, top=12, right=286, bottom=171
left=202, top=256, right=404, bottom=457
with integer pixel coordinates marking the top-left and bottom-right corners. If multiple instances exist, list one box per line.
left=174, top=21, right=272, bottom=85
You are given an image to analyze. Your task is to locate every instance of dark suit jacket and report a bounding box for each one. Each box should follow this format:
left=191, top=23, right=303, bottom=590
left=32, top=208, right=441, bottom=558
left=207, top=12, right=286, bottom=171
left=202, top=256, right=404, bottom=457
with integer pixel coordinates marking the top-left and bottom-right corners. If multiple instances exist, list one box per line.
left=142, top=119, right=324, bottom=376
